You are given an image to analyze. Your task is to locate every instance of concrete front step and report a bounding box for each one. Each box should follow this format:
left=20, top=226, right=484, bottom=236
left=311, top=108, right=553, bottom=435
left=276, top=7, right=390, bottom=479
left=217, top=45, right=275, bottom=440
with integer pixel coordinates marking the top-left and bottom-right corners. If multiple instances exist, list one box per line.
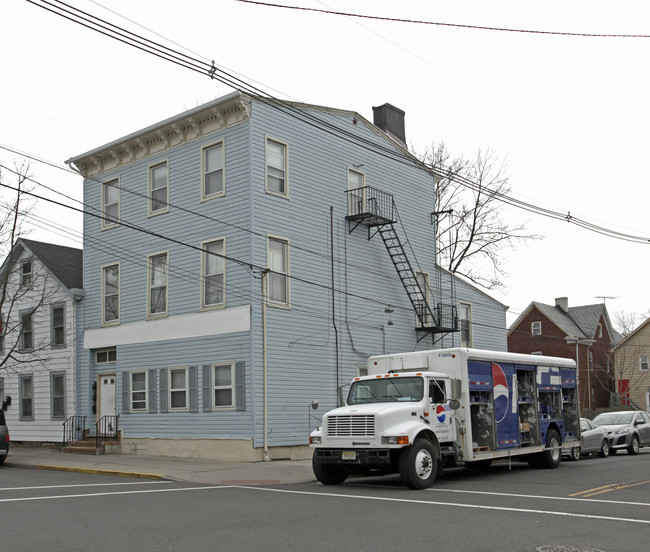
left=62, top=440, right=105, bottom=455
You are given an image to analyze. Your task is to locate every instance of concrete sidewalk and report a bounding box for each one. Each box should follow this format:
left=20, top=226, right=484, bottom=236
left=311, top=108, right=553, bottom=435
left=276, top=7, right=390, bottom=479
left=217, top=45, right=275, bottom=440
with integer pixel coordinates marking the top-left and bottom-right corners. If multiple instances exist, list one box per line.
left=4, top=445, right=315, bottom=485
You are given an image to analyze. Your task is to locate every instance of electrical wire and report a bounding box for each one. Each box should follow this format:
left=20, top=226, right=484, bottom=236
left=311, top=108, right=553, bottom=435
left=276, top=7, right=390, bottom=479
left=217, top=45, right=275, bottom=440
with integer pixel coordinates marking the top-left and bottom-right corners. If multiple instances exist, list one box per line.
left=23, top=0, right=650, bottom=245
left=235, top=1, right=650, bottom=39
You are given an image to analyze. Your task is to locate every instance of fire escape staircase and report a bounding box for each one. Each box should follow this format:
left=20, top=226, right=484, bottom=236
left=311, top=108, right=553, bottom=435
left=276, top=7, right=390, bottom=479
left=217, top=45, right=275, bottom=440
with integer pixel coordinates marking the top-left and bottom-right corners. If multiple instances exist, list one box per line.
left=346, top=186, right=458, bottom=335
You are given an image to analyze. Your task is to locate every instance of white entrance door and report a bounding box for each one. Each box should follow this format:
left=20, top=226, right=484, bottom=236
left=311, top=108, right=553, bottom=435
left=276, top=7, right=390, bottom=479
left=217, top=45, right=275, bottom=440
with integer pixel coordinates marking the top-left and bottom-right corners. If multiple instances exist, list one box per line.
left=99, top=374, right=116, bottom=418
left=99, top=375, right=116, bottom=436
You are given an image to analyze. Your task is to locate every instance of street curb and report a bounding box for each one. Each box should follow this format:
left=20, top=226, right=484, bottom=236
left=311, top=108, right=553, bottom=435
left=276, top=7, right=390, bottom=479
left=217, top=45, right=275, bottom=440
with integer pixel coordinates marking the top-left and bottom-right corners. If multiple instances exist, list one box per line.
left=10, top=462, right=166, bottom=480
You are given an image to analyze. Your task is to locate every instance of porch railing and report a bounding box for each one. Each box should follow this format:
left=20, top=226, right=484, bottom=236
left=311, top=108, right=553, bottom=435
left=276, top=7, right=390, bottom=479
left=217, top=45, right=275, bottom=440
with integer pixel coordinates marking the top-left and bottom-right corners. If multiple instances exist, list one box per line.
left=95, top=415, right=119, bottom=449
left=62, top=415, right=86, bottom=445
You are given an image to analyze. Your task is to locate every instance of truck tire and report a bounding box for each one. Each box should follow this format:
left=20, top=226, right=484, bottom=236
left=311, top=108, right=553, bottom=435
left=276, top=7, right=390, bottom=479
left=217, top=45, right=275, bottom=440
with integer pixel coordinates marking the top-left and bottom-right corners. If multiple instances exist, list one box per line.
left=312, top=457, right=348, bottom=485
left=627, top=435, right=640, bottom=455
left=399, top=438, right=437, bottom=490
left=537, top=429, right=562, bottom=469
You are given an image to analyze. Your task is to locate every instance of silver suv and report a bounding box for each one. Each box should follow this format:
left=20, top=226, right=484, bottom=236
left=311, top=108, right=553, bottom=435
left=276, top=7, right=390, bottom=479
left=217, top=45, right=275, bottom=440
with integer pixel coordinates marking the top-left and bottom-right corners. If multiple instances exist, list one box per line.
left=0, top=409, right=8, bottom=465
left=592, top=410, right=650, bottom=455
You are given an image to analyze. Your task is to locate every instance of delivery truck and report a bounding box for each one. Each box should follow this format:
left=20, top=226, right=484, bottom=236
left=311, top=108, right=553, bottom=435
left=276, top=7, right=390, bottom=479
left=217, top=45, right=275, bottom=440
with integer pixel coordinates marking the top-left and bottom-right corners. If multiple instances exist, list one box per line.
left=310, top=348, right=580, bottom=489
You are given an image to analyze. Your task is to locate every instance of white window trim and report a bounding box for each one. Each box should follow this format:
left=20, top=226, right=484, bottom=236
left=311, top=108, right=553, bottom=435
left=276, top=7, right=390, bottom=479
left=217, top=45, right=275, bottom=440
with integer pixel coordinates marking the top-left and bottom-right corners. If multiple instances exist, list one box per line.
left=96, top=348, right=117, bottom=364
left=201, top=140, right=225, bottom=201
left=267, top=234, right=290, bottom=308
left=102, top=177, right=120, bottom=229
left=50, top=371, right=66, bottom=420
left=21, top=259, right=32, bottom=288
left=148, top=160, right=169, bottom=216
left=201, top=238, right=226, bottom=310
left=130, top=370, right=149, bottom=412
left=147, top=251, right=169, bottom=319
left=19, top=309, right=34, bottom=351
left=265, top=136, right=289, bottom=198
left=168, top=366, right=189, bottom=411
left=101, top=262, right=120, bottom=326
left=212, top=362, right=235, bottom=410
left=531, top=321, right=542, bottom=335
left=19, top=374, right=34, bottom=421
left=640, top=355, right=649, bottom=372
left=459, top=302, right=473, bottom=348
left=51, top=303, right=66, bottom=349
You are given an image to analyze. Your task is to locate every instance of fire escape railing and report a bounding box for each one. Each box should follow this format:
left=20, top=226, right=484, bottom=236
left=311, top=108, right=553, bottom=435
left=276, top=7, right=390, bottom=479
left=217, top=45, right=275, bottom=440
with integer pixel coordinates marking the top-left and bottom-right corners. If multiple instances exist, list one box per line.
left=345, top=186, right=458, bottom=334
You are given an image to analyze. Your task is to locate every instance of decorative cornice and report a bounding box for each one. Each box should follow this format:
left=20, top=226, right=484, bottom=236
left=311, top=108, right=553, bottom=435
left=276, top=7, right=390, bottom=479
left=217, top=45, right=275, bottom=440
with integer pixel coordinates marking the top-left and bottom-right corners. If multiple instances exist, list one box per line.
left=69, top=93, right=250, bottom=178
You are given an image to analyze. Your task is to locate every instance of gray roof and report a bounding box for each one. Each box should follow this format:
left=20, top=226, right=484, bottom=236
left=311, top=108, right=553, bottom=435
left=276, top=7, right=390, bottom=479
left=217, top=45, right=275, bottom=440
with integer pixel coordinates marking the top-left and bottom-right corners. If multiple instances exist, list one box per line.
left=510, top=300, right=620, bottom=343
left=18, top=238, right=82, bottom=290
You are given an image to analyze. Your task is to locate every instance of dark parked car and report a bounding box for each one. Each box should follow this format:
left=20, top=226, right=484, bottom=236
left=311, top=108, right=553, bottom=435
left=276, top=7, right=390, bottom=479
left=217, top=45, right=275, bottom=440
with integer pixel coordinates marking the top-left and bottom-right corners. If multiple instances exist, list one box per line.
left=0, top=409, right=9, bottom=465
left=592, top=410, right=650, bottom=455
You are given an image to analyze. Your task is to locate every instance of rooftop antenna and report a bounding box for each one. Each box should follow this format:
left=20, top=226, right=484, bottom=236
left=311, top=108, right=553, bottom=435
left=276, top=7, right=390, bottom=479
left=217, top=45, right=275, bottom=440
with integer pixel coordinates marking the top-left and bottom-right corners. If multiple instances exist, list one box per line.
left=594, top=296, right=618, bottom=304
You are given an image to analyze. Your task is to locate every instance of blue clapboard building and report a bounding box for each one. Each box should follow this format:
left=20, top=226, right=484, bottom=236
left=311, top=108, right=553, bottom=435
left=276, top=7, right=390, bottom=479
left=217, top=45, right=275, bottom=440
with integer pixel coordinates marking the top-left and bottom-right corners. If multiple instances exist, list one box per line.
left=67, top=92, right=507, bottom=460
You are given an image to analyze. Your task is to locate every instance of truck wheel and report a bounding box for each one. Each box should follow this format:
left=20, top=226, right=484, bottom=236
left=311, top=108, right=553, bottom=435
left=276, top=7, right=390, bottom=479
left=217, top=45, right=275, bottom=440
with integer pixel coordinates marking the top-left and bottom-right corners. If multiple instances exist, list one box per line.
left=312, top=457, right=348, bottom=485
left=399, top=438, right=437, bottom=490
left=627, top=435, right=640, bottom=455
left=598, top=439, right=609, bottom=458
left=537, top=429, right=561, bottom=469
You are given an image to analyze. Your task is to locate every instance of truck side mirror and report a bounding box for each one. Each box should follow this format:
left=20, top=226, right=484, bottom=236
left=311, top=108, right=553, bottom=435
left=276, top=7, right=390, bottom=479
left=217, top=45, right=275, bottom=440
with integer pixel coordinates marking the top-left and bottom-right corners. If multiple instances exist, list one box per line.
left=449, top=399, right=461, bottom=411
left=450, top=379, right=462, bottom=401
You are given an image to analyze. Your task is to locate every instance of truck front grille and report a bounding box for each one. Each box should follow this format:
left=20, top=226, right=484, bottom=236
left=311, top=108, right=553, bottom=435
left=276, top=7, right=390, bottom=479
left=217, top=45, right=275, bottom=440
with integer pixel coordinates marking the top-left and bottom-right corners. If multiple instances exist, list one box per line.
left=326, top=415, right=375, bottom=437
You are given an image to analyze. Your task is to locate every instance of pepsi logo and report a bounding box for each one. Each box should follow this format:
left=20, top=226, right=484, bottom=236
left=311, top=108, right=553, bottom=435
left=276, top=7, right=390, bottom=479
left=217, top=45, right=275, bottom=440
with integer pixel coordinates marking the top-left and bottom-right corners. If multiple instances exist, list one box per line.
left=436, top=404, right=446, bottom=423
left=492, top=362, right=509, bottom=423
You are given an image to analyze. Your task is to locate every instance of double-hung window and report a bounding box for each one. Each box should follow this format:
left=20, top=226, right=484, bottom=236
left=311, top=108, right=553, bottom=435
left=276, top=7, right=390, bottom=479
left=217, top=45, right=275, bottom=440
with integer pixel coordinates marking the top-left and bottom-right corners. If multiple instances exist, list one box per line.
left=20, top=375, right=33, bottom=420
left=21, top=260, right=32, bottom=287
left=20, top=310, right=33, bottom=351
left=459, top=303, right=472, bottom=347
left=641, top=355, right=649, bottom=372
left=148, top=252, right=168, bottom=317
left=202, top=142, right=224, bottom=198
left=51, top=305, right=65, bottom=348
left=149, top=161, right=169, bottom=215
left=212, top=363, right=235, bottom=409
left=51, top=372, right=66, bottom=419
left=102, top=264, right=119, bottom=324
left=202, top=239, right=225, bottom=308
left=169, top=367, right=188, bottom=410
left=531, top=321, right=542, bottom=335
left=267, top=236, right=289, bottom=306
left=130, top=371, right=148, bottom=411
left=266, top=138, right=288, bottom=196
left=102, top=178, right=120, bottom=227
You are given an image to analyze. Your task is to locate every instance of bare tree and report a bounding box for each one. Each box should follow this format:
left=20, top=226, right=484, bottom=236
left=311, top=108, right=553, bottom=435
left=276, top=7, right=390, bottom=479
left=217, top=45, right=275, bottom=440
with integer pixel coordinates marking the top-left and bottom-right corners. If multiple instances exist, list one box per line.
left=613, top=309, right=650, bottom=337
left=0, top=162, right=57, bottom=375
left=420, top=143, right=542, bottom=290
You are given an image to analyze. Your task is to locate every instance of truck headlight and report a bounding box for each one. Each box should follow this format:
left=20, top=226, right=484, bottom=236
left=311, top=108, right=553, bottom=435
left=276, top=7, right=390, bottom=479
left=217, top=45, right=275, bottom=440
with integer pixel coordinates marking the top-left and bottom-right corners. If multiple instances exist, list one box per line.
left=382, top=436, right=409, bottom=445
left=310, top=436, right=322, bottom=445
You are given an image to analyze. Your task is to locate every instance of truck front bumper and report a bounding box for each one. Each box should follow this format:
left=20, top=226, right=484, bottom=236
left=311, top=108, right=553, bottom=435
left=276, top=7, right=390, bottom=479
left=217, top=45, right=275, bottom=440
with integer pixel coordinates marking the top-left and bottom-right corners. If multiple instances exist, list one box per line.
left=313, top=448, right=394, bottom=465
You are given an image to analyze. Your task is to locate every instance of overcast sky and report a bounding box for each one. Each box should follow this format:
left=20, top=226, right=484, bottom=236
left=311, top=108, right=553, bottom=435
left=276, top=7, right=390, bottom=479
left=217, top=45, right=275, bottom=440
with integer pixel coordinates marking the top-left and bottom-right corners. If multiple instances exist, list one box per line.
left=2, top=0, right=649, bottom=330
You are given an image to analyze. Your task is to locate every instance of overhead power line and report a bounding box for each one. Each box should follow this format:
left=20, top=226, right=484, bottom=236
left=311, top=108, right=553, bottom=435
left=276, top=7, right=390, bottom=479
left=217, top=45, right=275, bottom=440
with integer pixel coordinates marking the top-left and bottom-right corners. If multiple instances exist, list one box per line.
left=235, top=0, right=650, bottom=38
left=25, top=0, right=650, bottom=245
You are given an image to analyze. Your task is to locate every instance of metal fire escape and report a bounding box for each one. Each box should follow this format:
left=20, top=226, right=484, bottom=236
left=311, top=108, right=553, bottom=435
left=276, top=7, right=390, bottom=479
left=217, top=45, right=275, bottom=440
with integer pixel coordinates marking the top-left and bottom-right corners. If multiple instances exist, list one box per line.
left=346, top=186, right=458, bottom=336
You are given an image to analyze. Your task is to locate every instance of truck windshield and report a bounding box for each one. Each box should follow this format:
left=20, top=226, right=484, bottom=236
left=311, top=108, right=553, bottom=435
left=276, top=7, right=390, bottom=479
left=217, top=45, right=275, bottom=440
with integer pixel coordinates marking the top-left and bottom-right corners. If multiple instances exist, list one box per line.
left=348, top=376, right=424, bottom=404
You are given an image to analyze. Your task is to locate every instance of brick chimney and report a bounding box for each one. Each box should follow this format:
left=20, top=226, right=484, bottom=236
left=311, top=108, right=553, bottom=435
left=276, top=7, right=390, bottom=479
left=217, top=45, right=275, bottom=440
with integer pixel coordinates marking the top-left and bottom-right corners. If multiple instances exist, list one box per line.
left=372, top=103, right=406, bottom=147
left=555, top=297, right=569, bottom=312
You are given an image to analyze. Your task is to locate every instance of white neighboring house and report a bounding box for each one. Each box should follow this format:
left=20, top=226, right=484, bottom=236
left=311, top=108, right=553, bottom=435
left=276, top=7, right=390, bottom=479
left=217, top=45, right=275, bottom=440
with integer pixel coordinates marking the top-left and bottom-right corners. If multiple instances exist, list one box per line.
left=0, top=238, right=83, bottom=443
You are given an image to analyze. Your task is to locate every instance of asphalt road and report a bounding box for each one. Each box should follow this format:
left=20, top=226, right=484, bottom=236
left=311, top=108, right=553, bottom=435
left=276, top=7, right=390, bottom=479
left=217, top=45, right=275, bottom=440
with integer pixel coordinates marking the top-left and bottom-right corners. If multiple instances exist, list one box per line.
left=2, top=451, right=649, bottom=552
